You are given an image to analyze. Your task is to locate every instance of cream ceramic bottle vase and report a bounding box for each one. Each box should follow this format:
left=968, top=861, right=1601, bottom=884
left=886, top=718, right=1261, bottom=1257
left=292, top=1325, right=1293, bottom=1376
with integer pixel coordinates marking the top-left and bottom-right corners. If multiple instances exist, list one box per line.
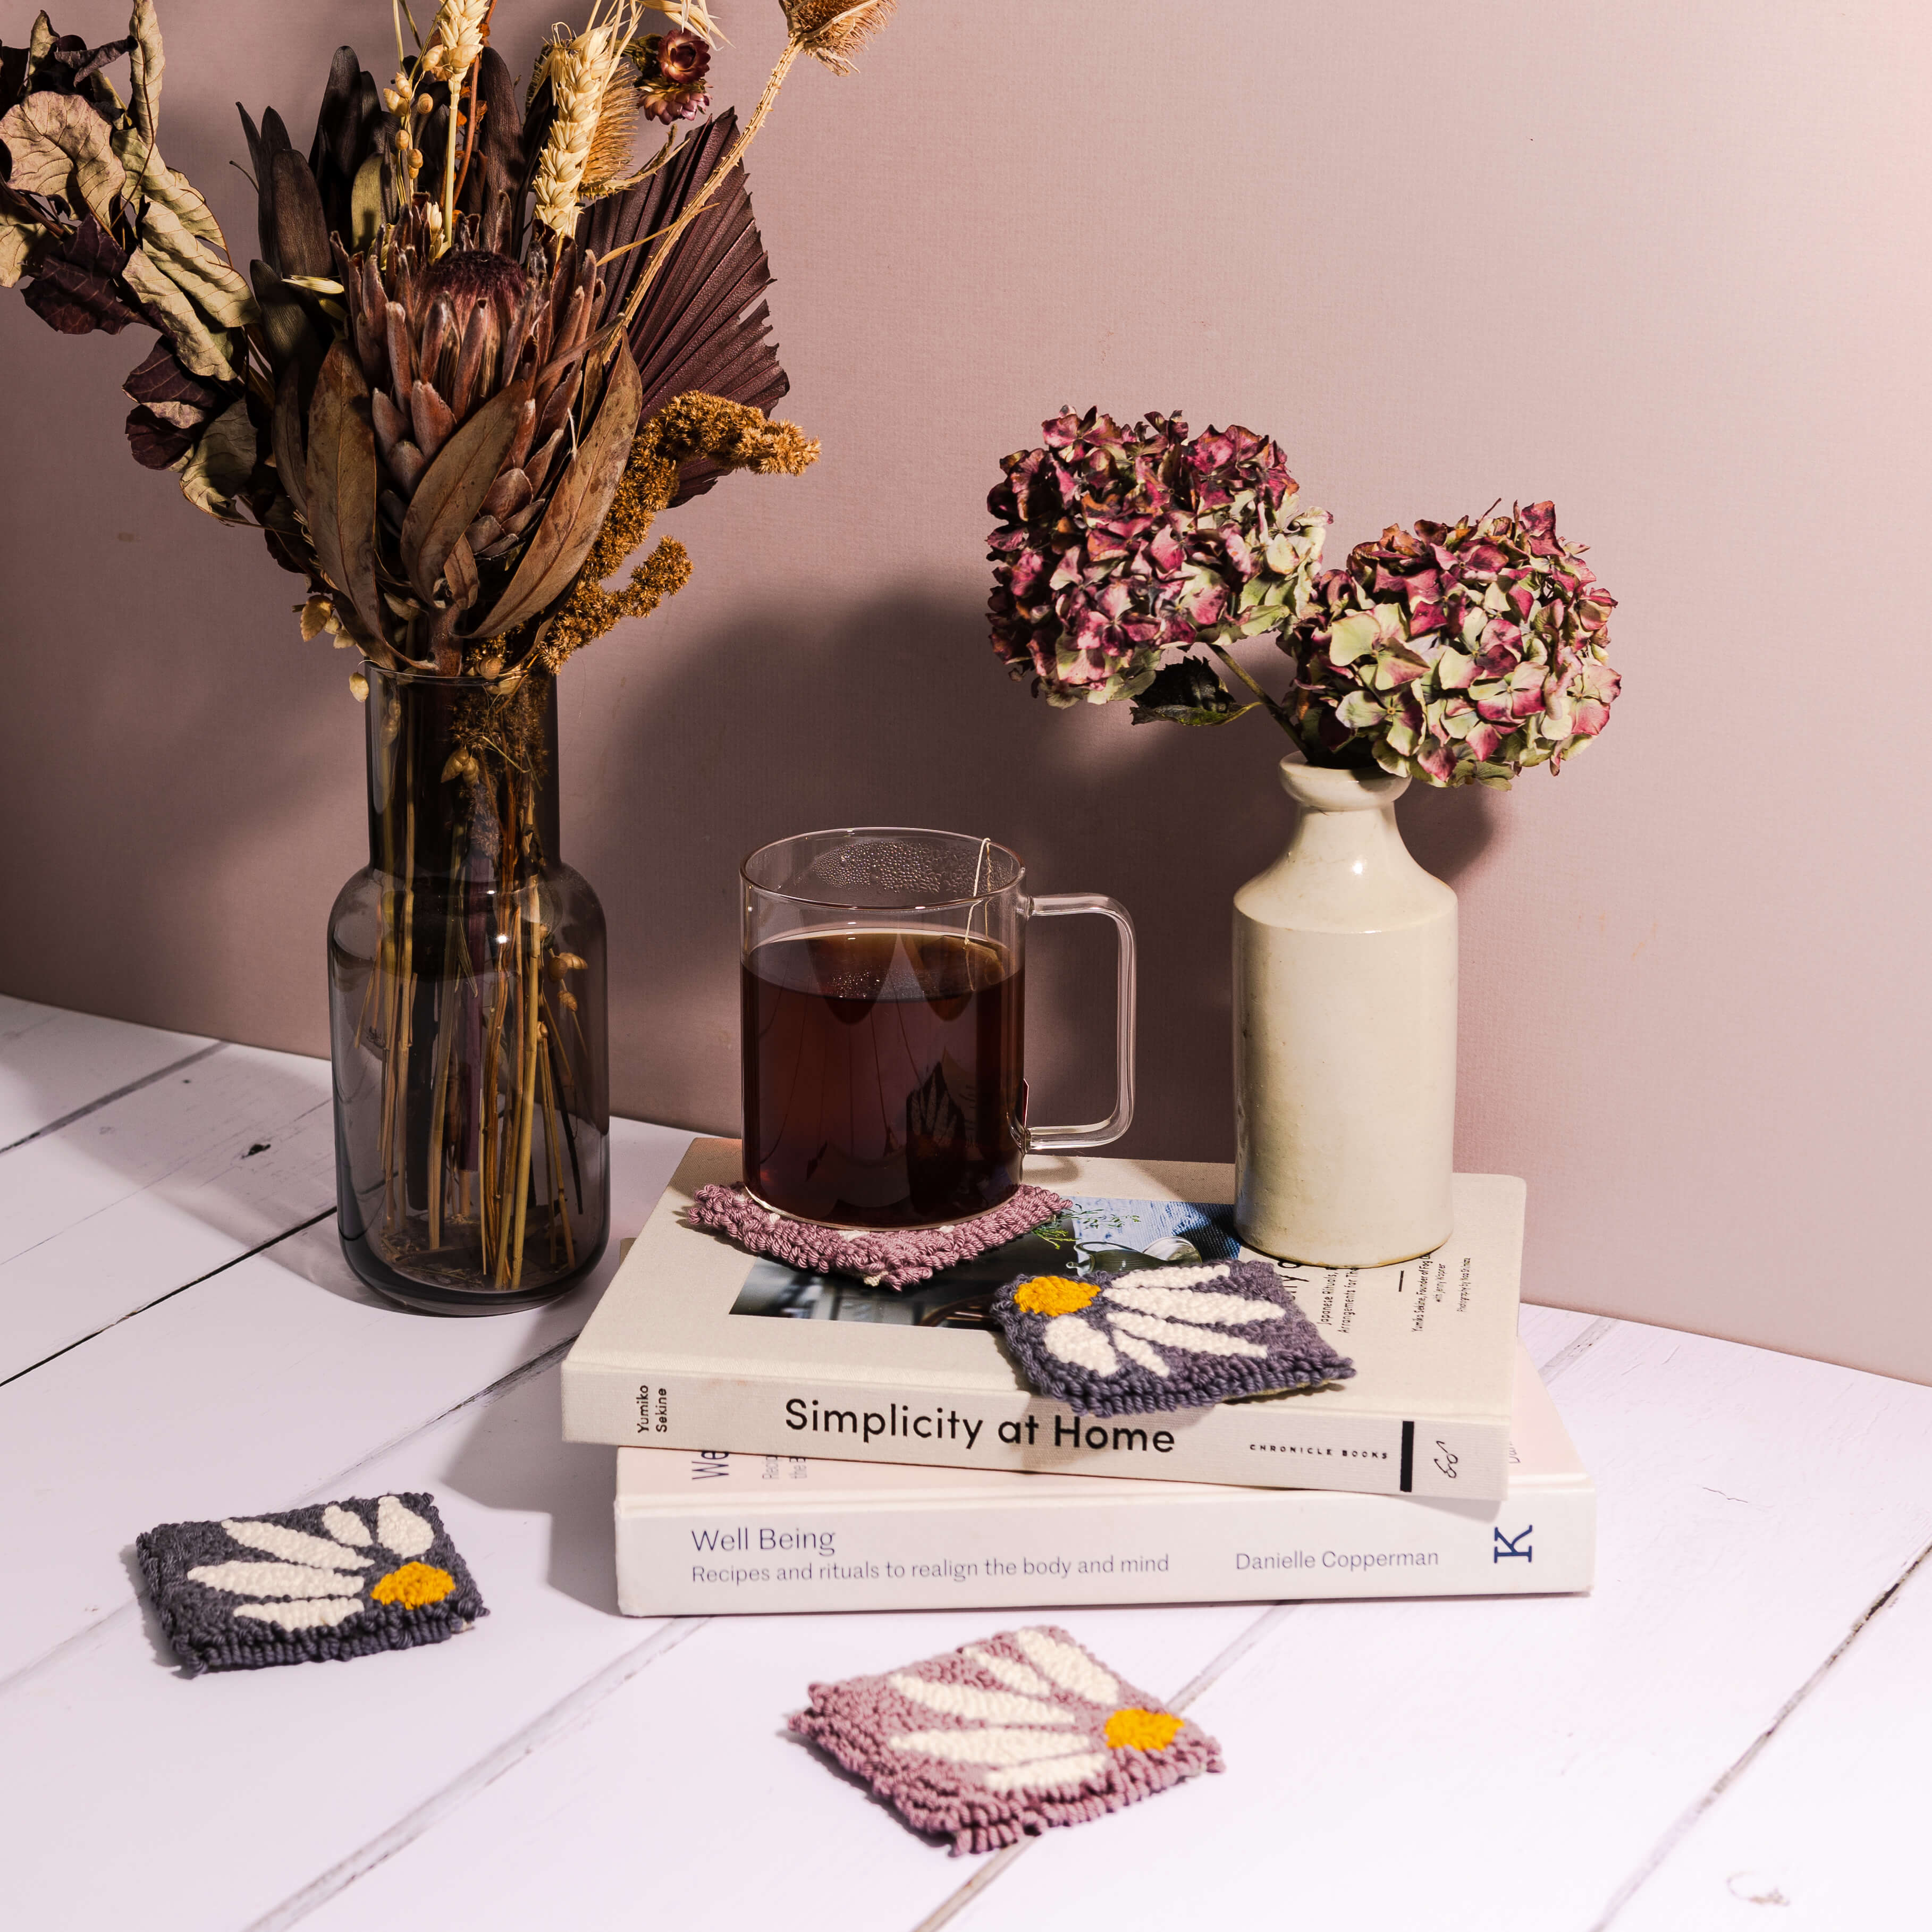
left=1234, top=757, right=1456, bottom=1266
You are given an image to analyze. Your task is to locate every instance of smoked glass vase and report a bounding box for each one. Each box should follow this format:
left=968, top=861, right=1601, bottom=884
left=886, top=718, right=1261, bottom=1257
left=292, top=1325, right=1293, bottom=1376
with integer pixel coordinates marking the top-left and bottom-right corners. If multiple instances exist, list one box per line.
left=328, top=663, right=609, bottom=1312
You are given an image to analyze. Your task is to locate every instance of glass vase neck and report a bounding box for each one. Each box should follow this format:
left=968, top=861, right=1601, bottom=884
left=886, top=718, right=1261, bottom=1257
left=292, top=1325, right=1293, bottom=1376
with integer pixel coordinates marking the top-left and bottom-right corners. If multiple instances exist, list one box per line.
left=362, top=663, right=561, bottom=881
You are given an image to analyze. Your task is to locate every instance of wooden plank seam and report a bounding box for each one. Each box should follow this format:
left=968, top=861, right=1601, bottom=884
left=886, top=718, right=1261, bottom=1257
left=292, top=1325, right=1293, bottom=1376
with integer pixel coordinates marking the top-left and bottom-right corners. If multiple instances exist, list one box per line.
left=0, top=1318, right=592, bottom=1701
left=1586, top=1531, right=1932, bottom=1930
left=0, top=1041, right=226, bottom=1158
left=241, top=1617, right=716, bottom=1932
left=0, top=1207, right=337, bottom=1393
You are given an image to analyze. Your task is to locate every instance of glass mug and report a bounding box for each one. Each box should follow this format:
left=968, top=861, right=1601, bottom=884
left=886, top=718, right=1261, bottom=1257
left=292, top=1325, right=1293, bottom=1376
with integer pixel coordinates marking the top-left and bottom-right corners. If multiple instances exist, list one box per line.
left=740, top=828, right=1136, bottom=1228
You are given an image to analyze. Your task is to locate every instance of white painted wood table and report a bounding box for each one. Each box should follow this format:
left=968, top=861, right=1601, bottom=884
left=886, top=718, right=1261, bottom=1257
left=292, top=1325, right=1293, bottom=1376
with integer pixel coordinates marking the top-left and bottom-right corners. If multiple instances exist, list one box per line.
left=3, top=990, right=1928, bottom=1931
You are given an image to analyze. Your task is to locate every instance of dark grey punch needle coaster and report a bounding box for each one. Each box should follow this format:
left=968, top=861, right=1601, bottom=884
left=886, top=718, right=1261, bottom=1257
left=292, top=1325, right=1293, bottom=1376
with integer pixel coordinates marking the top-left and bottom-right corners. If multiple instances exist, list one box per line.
left=993, top=1259, right=1354, bottom=1418
left=136, top=1492, right=486, bottom=1675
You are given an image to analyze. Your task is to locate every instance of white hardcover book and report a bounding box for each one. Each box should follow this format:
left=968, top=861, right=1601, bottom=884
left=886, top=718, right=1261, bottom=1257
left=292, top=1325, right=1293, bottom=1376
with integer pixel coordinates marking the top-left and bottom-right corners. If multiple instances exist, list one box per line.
left=566, top=1140, right=1525, bottom=1499
left=614, top=1344, right=1589, bottom=1615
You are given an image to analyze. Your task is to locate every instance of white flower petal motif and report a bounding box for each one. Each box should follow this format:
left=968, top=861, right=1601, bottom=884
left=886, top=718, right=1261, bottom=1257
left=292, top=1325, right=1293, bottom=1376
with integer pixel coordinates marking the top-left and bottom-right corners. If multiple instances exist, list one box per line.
left=983, top=1751, right=1111, bottom=1794
left=1043, top=1313, right=1118, bottom=1374
left=1015, top=1627, right=1119, bottom=1706
left=1103, top=1283, right=1283, bottom=1326
left=187, top=1560, right=365, bottom=1599
left=1108, top=1307, right=1271, bottom=1359
left=219, top=1518, right=369, bottom=1571
left=889, top=1675, right=1078, bottom=1728
left=1113, top=1331, right=1169, bottom=1374
left=963, top=1647, right=1054, bottom=1697
left=886, top=1727, right=1093, bottom=1768
left=377, top=1496, right=435, bottom=1557
left=1104, top=1262, right=1234, bottom=1288
left=233, top=1599, right=366, bottom=1631
left=322, top=1504, right=372, bottom=1547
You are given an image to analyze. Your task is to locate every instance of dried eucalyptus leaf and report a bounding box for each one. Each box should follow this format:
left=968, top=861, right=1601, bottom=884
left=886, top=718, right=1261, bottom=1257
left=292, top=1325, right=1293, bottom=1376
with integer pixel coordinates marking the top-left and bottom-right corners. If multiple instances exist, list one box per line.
left=128, top=0, right=163, bottom=154
left=400, top=381, right=529, bottom=604
left=305, top=341, right=386, bottom=645
left=125, top=404, right=198, bottom=469
left=140, top=195, right=254, bottom=328
left=176, top=398, right=256, bottom=523
left=0, top=91, right=126, bottom=229
left=469, top=340, right=643, bottom=641
left=0, top=214, right=48, bottom=288
left=20, top=216, right=139, bottom=332
left=140, top=162, right=228, bottom=249
left=122, top=243, right=235, bottom=379
left=123, top=336, right=227, bottom=426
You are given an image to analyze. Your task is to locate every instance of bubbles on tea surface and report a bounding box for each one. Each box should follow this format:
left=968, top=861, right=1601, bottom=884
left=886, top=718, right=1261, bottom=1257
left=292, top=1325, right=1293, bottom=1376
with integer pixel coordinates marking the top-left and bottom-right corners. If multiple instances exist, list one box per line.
left=786, top=837, right=1011, bottom=907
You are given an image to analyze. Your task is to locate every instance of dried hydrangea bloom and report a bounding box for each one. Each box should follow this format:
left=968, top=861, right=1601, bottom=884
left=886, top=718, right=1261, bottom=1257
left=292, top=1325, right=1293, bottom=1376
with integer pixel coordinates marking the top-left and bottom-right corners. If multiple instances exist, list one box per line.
left=1284, top=501, right=1620, bottom=787
left=986, top=407, right=1328, bottom=707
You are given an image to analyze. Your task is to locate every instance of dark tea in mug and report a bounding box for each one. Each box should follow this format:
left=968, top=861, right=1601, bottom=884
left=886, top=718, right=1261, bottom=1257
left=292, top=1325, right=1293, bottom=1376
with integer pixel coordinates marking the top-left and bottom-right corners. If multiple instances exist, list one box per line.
left=741, top=927, right=1025, bottom=1227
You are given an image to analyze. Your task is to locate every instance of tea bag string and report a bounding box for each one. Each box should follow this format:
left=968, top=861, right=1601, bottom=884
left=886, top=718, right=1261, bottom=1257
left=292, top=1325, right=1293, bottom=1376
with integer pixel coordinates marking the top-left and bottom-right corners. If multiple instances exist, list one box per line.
left=970, top=837, right=990, bottom=943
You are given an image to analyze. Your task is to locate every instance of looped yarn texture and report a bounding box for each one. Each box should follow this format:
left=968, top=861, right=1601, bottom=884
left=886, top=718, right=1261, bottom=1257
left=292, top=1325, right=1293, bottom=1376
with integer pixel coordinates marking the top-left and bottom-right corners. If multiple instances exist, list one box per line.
left=789, top=1624, right=1223, bottom=1854
left=688, top=1182, right=1070, bottom=1288
left=994, top=1258, right=1353, bottom=1416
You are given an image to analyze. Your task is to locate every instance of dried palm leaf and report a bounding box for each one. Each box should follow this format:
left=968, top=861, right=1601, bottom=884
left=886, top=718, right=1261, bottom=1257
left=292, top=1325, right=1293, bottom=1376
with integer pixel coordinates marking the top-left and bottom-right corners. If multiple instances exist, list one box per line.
left=581, top=111, right=788, bottom=505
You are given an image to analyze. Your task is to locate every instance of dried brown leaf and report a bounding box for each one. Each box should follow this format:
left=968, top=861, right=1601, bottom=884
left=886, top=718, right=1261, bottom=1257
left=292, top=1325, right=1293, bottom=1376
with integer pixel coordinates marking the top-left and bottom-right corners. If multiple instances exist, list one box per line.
left=469, top=337, right=643, bottom=642
left=0, top=90, right=126, bottom=227
left=272, top=358, right=309, bottom=523
left=269, top=148, right=331, bottom=281
left=305, top=342, right=386, bottom=646
left=399, top=379, right=530, bottom=604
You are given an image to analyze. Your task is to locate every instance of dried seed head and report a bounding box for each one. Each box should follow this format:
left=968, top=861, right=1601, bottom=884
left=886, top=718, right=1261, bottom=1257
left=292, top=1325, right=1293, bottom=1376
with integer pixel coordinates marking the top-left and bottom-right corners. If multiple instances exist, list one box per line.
left=584, top=67, right=639, bottom=188
left=783, top=0, right=896, bottom=72
left=350, top=671, right=370, bottom=702
left=533, top=4, right=643, bottom=237
left=424, top=0, right=492, bottom=82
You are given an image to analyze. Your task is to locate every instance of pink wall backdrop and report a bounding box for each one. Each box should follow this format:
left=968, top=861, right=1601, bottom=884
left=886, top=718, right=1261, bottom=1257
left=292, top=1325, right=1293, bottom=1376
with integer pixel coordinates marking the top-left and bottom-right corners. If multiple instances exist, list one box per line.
left=2, top=1, right=1928, bottom=1378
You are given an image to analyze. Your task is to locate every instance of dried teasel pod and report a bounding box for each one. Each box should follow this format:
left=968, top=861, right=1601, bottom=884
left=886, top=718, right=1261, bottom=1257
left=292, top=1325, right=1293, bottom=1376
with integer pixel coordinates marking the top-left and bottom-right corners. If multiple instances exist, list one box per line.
left=782, top=0, right=898, bottom=74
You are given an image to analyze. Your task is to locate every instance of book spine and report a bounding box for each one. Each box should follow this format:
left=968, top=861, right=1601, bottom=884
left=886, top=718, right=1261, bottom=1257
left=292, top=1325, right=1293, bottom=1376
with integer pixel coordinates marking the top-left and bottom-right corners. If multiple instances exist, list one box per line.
left=615, top=1471, right=1594, bottom=1616
left=564, top=1362, right=1511, bottom=1499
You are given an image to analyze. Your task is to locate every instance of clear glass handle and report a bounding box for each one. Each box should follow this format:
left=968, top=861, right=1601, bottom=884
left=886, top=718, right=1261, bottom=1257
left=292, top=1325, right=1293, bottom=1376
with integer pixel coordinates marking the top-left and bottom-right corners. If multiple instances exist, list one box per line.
left=1022, top=893, right=1137, bottom=1152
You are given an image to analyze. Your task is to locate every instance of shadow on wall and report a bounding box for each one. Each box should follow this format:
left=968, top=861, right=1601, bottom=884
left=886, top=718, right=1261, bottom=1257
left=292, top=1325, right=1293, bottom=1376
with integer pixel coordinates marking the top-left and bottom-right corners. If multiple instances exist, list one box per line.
left=573, top=586, right=1498, bottom=1158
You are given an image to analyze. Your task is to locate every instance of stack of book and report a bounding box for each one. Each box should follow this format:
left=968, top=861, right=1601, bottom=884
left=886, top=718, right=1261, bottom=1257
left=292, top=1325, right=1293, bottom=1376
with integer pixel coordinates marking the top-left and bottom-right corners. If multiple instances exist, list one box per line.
left=562, top=1141, right=1594, bottom=1614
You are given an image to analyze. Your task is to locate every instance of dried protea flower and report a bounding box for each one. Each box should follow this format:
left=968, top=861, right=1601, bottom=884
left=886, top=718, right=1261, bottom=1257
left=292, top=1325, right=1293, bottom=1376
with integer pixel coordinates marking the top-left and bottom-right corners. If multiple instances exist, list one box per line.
left=638, top=30, right=713, bottom=123
left=533, top=4, right=642, bottom=237
left=783, top=0, right=897, bottom=73
left=1281, top=503, right=1620, bottom=787
left=333, top=198, right=605, bottom=664
left=986, top=409, right=1328, bottom=708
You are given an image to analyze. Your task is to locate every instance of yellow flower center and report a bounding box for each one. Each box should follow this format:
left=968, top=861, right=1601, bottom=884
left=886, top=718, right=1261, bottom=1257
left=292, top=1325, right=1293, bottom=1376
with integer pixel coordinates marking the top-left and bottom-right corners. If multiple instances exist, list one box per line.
left=1013, top=1276, right=1102, bottom=1317
left=371, top=1562, right=457, bottom=1609
left=1105, top=1707, right=1184, bottom=1753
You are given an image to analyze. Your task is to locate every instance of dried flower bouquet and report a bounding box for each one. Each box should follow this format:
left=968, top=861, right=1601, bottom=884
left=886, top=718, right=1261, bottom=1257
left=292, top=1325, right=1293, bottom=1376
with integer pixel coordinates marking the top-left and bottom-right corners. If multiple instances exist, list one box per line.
left=988, top=409, right=1621, bottom=788
left=1, top=0, right=897, bottom=1300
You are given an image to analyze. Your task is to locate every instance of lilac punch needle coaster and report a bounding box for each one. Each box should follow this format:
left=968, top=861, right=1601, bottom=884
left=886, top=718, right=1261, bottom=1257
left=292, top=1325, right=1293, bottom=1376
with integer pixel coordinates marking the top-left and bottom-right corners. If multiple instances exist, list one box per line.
left=688, top=1182, right=1071, bottom=1288
left=993, top=1258, right=1354, bottom=1417
left=790, top=1624, right=1222, bottom=1854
